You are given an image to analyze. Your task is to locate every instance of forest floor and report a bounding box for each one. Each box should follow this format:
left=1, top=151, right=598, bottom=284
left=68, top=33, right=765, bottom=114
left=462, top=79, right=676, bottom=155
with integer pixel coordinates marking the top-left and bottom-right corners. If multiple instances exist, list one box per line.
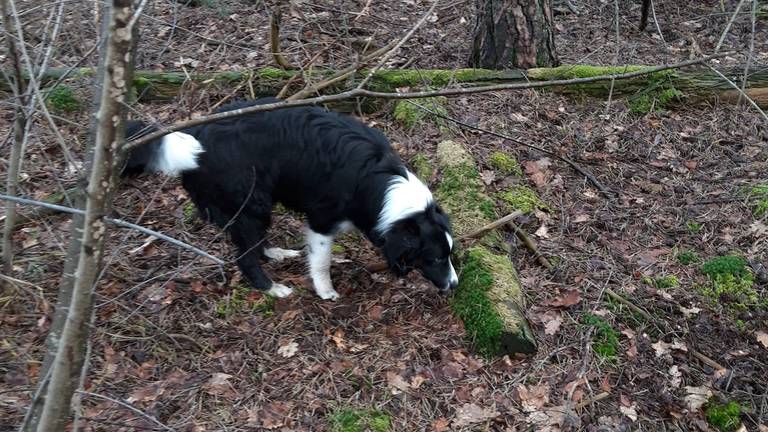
left=2, top=0, right=768, bottom=431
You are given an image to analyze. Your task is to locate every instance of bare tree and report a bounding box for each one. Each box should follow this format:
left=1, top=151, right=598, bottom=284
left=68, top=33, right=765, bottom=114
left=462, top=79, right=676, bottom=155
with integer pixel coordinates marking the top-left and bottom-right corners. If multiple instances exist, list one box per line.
left=469, top=0, right=559, bottom=69
left=28, top=0, right=140, bottom=429
left=1, top=0, right=28, bottom=281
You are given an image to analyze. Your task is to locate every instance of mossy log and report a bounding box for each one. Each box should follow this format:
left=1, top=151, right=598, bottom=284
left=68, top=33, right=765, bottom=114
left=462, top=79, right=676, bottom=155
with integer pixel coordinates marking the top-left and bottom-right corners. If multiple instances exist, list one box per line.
left=436, top=140, right=536, bottom=356
left=7, top=65, right=768, bottom=109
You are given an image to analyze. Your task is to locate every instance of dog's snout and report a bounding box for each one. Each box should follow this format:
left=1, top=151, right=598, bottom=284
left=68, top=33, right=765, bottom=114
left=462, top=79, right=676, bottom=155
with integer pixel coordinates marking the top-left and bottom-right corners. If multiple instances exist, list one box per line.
left=444, top=278, right=459, bottom=293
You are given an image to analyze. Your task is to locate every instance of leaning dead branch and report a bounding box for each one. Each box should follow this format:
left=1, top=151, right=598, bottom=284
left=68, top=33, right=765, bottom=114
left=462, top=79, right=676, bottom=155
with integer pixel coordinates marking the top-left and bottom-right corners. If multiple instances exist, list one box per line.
left=0, top=194, right=225, bottom=265
left=125, top=52, right=731, bottom=151
left=269, top=9, right=296, bottom=70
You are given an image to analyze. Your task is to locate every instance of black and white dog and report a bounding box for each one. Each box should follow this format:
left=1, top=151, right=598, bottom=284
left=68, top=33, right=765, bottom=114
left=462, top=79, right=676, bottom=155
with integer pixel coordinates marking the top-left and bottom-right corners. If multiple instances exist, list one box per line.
left=123, top=98, right=458, bottom=300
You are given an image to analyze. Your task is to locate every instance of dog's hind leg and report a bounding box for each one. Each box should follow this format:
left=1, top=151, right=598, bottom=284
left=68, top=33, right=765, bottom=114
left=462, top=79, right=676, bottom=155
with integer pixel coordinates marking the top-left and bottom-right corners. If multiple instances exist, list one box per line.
left=229, top=214, right=293, bottom=298
left=306, top=229, right=340, bottom=300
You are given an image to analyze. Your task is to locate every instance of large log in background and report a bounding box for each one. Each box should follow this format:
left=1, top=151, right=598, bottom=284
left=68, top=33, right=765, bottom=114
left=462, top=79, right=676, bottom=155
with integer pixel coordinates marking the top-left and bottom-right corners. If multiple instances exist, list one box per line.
left=6, top=65, right=768, bottom=109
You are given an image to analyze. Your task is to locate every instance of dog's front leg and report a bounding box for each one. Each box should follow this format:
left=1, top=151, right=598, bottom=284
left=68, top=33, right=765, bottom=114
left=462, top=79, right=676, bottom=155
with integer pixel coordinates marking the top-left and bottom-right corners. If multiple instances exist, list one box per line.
left=306, top=229, right=340, bottom=300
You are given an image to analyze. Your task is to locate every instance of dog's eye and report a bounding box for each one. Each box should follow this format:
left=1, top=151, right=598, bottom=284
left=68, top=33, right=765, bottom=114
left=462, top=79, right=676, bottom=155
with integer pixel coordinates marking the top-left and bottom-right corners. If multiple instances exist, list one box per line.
left=433, top=257, right=443, bottom=263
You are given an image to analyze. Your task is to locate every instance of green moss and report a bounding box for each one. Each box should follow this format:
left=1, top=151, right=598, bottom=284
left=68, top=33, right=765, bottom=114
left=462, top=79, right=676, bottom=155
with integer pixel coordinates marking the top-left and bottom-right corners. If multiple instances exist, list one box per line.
left=747, top=184, right=768, bottom=217
left=497, top=185, right=548, bottom=214
left=701, top=256, right=749, bottom=279
left=328, top=408, right=390, bottom=432
left=369, top=69, right=453, bottom=89
left=45, top=85, right=80, bottom=113
left=581, top=313, right=620, bottom=360
left=628, top=87, right=683, bottom=113
left=257, top=67, right=294, bottom=81
left=686, top=220, right=702, bottom=233
left=527, top=64, right=649, bottom=80
left=676, top=249, right=700, bottom=265
left=183, top=202, right=196, bottom=224
left=488, top=152, right=523, bottom=177
left=331, top=244, right=345, bottom=254
left=410, top=154, right=434, bottom=181
left=435, top=141, right=498, bottom=239
left=451, top=248, right=509, bottom=356
left=393, top=97, right=447, bottom=128
left=700, top=255, right=761, bottom=310
left=706, top=400, right=742, bottom=432
left=216, top=284, right=275, bottom=318
left=644, top=275, right=679, bottom=289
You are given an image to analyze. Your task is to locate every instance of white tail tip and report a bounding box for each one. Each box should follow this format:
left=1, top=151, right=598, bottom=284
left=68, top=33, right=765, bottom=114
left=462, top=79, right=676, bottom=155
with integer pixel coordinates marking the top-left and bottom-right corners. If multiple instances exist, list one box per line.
left=151, top=132, right=204, bottom=175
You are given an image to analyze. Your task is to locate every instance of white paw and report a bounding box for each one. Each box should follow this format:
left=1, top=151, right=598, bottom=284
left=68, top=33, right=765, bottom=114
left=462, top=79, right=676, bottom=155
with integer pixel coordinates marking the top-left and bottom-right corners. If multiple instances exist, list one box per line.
left=314, top=284, right=340, bottom=301
left=264, top=247, right=302, bottom=262
left=266, top=283, right=294, bottom=298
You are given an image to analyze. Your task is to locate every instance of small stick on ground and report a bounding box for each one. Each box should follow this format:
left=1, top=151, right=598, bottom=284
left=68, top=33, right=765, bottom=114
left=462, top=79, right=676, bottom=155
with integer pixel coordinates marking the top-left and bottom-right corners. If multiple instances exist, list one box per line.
left=269, top=9, right=295, bottom=70
left=456, top=210, right=523, bottom=242
left=508, top=221, right=553, bottom=269
left=575, top=391, right=611, bottom=410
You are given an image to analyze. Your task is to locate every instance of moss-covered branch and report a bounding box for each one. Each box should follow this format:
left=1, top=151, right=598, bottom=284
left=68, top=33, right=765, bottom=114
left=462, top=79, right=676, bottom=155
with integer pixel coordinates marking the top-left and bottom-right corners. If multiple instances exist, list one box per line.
left=436, top=140, right=536, bottom=356
left=7, top=64, right=768, bottom=109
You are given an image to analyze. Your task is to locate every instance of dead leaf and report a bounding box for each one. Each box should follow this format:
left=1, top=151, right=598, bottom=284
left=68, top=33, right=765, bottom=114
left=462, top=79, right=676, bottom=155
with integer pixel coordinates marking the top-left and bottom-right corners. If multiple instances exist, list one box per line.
left=432, top=417, right=450, bottom=432
left=542, top=311, right=563, bottom=335
left=277, top=340, right=299, bottom=358
left=523, top=160, right=548, bottom=188
left=668, top=365, right=682, bottom=388
left=573, top=213, right=590, bottom=223
left=281, top=309, right=301, bottom=321
left=204, top=373, right=233, bottom=397
left=545, top=290, right=582, bottom=308
left=621, top=328, right=637, bottom=360
left=331, top=329, right=346, bottom=350
left=749, top=221, right=768, bottom=236
left=411, top=374, right=428, bottom=389
left=480, top=170, right=496, bottom=185
left=756, top=331, right=768, bottom=349
left=517, top=384, right=550, bottom=412
left=679, top=305, right=702, bottom=318
left=620, top=405, right=638, bottom=422
left=259, top=401, right=293, bottom=429
left=367, top=305, right=384, bottom=320
left=386, top=371, right=410, bottom=395
left=452, top=403, right=499, bottom=427
left=684, top=386, right=712, bottom=411
left=534, top=224, right=550, bottom=239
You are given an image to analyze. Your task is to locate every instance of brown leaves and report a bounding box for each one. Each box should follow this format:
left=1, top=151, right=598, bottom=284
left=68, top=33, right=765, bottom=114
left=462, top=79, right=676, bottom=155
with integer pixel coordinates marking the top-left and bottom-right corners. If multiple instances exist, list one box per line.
left=545, top=289, right=582, bottom=308
left=452, top=403, right=499, bottom=427
left=247, top=401, right=293, bottom=429
left=684, top=386, right=712, bottom=411
left=204, top=373, right=238, bottom=399
left=386, top=370, right=411, bottom=395
left=756, top=330, right=768, bottom=350
left=515, top=384, right=550, bottom=412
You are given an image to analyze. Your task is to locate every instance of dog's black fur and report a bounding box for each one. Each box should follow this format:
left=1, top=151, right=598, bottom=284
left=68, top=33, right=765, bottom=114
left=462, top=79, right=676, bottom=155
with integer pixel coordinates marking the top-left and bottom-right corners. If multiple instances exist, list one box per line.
left=124, top=98, right=457, bottom=295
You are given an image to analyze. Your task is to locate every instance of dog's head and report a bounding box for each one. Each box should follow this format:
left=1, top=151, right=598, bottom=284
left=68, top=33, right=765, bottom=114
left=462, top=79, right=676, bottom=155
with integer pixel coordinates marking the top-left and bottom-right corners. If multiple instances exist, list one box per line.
left=380, top=204, right=459, bottom=293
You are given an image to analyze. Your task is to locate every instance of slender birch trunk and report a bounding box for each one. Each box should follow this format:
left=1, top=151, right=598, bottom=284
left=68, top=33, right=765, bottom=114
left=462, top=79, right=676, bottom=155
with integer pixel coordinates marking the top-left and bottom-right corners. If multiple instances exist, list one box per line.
left=31, top=0, right=138, bottom=429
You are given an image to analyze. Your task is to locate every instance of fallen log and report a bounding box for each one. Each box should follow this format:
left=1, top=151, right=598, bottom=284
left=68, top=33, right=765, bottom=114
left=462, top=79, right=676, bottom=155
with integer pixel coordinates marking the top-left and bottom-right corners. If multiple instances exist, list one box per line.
left=9, top=64, right=768, bottom=110
left=435, top=140, right=536, bottom=356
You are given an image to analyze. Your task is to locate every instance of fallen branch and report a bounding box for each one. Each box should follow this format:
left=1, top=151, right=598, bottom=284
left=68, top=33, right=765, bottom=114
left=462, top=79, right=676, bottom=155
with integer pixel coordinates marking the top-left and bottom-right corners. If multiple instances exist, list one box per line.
left=77, top=391, right=173, bottom=431
left=575, top=391, right=611, bottom=410
left=508, top=221, right=554, bottom=269
left=115, top=52, right=730, bottom=149
left=0, top=194, right=224, bottom=266
left=456, top=210, right=523, bottom=242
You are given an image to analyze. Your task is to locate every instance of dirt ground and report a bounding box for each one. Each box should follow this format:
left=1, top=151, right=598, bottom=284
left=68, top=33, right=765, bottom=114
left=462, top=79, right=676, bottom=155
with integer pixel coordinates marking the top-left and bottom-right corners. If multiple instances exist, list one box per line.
left=2, top=0, right=768, bottom=431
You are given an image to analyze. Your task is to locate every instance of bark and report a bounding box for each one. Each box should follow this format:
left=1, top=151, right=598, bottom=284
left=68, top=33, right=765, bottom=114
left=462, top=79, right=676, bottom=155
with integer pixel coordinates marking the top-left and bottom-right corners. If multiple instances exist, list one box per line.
left=32, top=0, right=137, bottom=429
left=469, top=0, right=559, bottom=69
left=21, top=4, right=114, bottom=429
left=6, top=64, right=767, bottom=109
left=1, top=0, right=27, bottom=281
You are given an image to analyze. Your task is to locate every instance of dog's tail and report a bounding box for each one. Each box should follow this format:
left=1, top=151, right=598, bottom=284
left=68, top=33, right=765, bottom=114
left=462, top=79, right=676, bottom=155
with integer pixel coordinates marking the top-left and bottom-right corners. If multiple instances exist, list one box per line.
left=122, top=121, right=204, bottom=177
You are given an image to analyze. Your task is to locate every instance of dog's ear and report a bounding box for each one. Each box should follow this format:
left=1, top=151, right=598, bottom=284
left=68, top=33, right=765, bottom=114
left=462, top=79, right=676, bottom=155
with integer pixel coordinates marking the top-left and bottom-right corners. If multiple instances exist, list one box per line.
left=381, top=219, right=420, bottom=276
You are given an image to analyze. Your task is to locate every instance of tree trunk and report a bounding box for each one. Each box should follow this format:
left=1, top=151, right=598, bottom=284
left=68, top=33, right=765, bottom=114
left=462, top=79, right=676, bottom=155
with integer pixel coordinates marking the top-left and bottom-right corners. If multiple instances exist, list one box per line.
left=469, top=0, right=559, bottom=69
left=0, top=0, right=27, bottom=282
left=31, top=0, right=137, bottom=429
